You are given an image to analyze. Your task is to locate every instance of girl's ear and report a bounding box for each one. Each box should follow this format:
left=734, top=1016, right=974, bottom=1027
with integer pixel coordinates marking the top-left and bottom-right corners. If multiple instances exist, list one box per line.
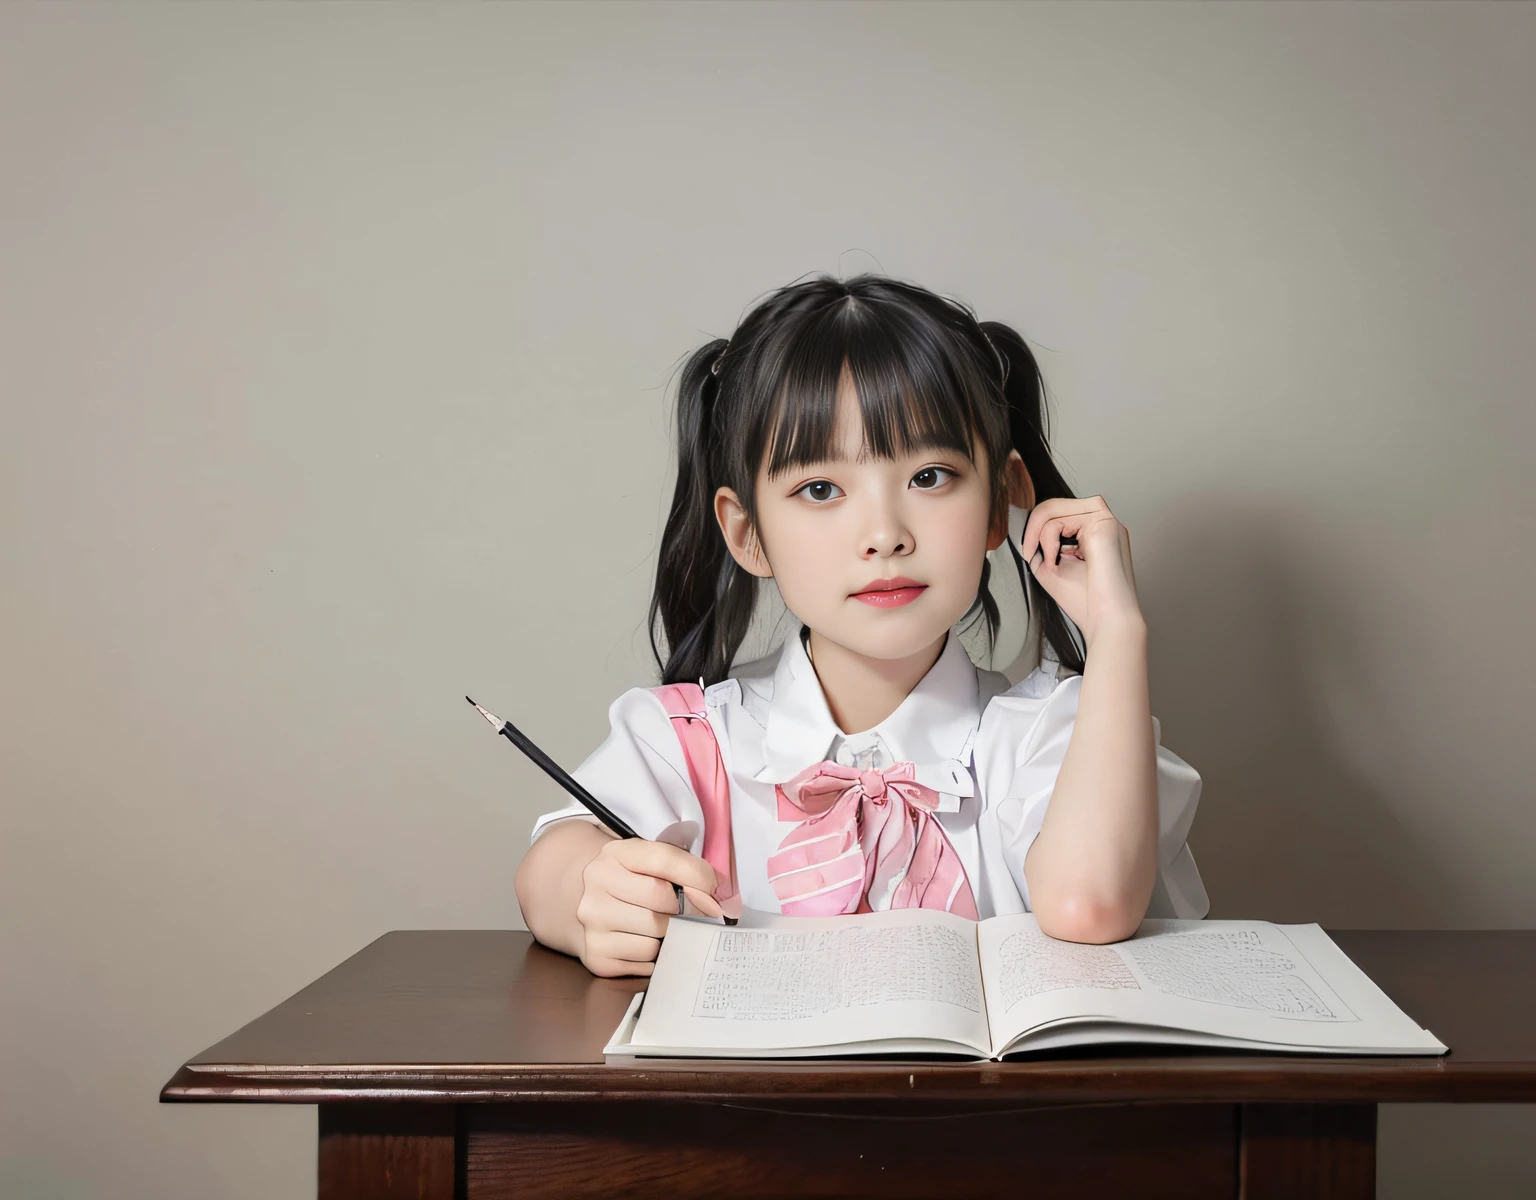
left=715, top=486, right=773, bottom=578
left=986, top=451, right=1035, bottom=551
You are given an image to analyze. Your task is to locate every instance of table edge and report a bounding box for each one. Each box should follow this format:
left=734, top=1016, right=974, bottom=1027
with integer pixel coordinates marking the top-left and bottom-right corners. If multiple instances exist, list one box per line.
left=158, top=1062, right=1536, bottom=1106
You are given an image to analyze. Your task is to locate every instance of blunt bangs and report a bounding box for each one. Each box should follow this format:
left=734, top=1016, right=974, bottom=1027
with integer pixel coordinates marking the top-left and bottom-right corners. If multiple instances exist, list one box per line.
left=752, top=305, right=998, bottom=484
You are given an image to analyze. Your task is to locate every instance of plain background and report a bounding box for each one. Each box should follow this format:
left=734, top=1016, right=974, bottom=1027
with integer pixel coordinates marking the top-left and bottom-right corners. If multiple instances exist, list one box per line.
left=2, top=2, right=1533, bottom=1196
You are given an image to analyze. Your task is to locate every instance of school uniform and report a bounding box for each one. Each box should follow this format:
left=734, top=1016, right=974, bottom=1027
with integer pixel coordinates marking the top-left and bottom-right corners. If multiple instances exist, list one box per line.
left=529, top=621, right=1209, bottom=921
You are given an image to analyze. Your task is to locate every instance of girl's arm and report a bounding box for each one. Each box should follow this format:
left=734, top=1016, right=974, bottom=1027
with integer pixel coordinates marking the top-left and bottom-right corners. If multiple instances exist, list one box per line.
left=1015, top=495, right=1164, bottom=945
left=517, top=687, right=723, bottom=974
left=1022, top=614, right=1158, bottom=944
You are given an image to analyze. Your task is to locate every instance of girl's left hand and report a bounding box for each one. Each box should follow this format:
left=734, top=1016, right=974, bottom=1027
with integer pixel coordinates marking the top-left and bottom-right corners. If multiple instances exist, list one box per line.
left=1017, top=495, right=1144, bottom=648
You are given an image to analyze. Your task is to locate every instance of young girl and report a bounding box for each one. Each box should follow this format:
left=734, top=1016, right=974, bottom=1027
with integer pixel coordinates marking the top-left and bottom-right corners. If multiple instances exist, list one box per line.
left=515, top=273, right=1208, bottom=978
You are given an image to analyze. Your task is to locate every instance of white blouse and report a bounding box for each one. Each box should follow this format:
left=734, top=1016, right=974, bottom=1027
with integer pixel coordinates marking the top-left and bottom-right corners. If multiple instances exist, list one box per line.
left=529, top=624, right=1210, bottom=921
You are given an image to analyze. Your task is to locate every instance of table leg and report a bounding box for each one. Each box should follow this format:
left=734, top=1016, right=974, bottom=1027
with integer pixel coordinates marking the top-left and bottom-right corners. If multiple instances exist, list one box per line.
left=318, top=1103, right=458, bottom=1200
left=1238, top=1103, right=1376, bottom=1200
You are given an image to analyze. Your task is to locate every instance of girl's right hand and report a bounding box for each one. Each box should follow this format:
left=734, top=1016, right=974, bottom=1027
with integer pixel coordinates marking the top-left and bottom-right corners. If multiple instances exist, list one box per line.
left=577, top=837, right=723, bottom=977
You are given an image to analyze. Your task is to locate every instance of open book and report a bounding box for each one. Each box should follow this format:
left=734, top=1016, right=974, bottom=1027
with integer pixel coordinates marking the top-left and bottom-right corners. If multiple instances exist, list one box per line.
left=604, top=908, right=1447, bottom=1060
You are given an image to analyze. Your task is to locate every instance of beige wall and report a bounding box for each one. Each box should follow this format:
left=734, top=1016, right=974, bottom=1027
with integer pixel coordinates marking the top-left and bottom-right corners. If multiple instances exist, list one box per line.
left=2, top=3, right=1532, bottom=1196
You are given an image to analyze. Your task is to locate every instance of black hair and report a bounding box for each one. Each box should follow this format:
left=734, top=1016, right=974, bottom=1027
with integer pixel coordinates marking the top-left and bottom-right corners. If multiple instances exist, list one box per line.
left=648, top=271, right=1086, bottom=687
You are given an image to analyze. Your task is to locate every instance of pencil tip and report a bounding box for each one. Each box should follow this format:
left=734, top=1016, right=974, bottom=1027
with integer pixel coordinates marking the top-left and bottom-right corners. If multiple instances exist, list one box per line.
left=467, top=697, right=504, bottom=729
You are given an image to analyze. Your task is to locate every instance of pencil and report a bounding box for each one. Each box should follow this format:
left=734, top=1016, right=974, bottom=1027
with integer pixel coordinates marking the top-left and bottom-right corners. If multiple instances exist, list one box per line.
left=466, top=696, right=735, bottom=925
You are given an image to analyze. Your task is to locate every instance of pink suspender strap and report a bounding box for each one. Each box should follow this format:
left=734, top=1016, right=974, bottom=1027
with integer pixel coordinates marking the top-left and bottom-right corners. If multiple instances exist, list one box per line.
left=650, top=682, right=742, bottom=920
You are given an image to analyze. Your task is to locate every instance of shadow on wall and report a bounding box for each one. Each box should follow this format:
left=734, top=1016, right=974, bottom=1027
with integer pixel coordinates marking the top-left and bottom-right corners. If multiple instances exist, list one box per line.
left=1142, top=492, right=1455, bottom=929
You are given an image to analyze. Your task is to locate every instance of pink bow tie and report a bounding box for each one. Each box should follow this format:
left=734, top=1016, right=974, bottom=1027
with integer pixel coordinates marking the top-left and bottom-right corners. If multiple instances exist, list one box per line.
left=766, top=760, right=979, bottom=919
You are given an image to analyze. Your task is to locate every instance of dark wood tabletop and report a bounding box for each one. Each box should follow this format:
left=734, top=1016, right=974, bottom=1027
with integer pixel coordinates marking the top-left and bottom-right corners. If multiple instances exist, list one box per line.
left=160, top=929, right=1536, bottom=1108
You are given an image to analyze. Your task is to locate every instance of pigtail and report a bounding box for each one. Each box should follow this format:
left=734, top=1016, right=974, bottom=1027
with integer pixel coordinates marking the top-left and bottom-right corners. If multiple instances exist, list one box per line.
left=648, top=340, right=760, bottom=686
left=979, top=321, right=1088, bottom=678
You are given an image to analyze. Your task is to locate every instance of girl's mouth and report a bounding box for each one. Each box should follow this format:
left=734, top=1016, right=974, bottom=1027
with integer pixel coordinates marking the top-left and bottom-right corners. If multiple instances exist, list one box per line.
left=852, top=585, right=927, bottom=608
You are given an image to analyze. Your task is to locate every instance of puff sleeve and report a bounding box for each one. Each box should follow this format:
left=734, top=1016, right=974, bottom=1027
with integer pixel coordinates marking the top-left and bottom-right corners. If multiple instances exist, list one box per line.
left=527, top=687, right=703, bottom=848
left=973, top=668, right=1209, bottom=920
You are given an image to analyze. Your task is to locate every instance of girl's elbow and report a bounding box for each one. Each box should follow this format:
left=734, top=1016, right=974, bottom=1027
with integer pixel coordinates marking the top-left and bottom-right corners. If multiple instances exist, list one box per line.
left=1034, top=892, right=1143, bottom=944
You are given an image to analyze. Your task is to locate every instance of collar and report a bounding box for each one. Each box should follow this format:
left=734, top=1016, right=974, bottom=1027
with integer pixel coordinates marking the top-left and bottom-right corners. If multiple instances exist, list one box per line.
left=751, top=624, right=980, bottom=799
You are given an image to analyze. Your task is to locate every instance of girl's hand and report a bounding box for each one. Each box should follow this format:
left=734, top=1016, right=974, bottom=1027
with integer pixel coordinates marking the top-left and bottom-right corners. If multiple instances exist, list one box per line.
left=576, top=837, right=722, bottom=977
left=1018, top=495, right=1144, bottom=648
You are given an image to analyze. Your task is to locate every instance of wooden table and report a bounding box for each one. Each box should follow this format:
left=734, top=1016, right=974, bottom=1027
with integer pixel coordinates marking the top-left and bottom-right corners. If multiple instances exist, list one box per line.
left=161, top=930, right=1536, bottom=1199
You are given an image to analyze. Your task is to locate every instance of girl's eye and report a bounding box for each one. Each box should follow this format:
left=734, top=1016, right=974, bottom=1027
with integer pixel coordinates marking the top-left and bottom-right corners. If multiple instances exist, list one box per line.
left=795, top=480, right=844, bottom=503
left=793, top=467, right=957, bottom=504
left=911, top=466, right=957, bottom=490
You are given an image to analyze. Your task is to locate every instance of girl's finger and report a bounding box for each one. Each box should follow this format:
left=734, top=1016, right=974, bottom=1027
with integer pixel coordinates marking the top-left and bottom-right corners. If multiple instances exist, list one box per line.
left=588, top=892, right=672, bottom=939
left=1032, top=516, right=1069, bottom=565
left=1020, top=499, right=1092, bottom=562
left=612, top=838, right=718, bottom=897
left=1039, top=518, right=1062, bottom=569
left=608, top=865, right=687, bottom=914
left=586, top=929, right=662, bottom=964
left=681, top=885, right=724, bottom=918
left=585, top=957, right=654, bottom=979
left=1020, top=503, right=1053, bottom=562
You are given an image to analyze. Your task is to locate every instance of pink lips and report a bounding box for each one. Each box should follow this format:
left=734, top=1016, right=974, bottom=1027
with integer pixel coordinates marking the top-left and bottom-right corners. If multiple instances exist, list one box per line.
left=851, top=576, right=927, bottom=608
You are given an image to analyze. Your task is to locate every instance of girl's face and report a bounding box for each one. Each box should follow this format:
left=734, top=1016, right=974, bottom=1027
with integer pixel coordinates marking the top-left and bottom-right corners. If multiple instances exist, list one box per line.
left=718, top=365, right=1024, bottom=664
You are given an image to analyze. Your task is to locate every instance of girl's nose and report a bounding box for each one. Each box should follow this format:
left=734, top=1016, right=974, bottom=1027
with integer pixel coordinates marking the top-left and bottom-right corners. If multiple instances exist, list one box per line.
left=856, top=486, right=916, bottom=556
left=861, top=515, right=913, bottom=556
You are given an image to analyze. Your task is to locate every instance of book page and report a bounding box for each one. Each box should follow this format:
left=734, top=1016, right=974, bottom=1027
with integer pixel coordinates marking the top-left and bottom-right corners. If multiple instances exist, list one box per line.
left=631, top=908, right=991, bottom=1055
left=978, top=916, right=1441, bottom=1054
